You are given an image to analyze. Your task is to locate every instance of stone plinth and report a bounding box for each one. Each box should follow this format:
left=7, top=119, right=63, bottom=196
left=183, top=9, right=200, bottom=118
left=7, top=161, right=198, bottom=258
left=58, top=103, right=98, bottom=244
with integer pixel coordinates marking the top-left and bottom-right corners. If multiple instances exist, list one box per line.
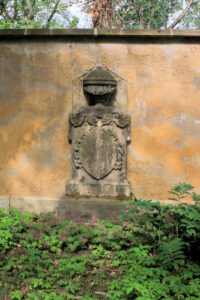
left=65, top=181, right=132, bottom=198
left=58, top=196, right=133, bottom=221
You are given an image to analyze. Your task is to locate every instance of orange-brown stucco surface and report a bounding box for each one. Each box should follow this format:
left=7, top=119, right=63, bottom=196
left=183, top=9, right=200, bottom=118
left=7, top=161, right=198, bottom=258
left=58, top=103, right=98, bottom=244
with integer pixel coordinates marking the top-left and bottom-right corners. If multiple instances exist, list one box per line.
left=1, top=30, right=200, bottom=211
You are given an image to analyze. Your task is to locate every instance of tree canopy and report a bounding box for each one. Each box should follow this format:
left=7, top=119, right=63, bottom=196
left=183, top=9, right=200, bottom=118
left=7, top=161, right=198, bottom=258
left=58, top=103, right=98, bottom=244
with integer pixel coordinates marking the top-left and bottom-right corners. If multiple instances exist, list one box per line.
left=0, top=0, right=78, bottom=28
left=0, top=0, right=200, bottom=29
left=81, top=0, right=200, bottom=30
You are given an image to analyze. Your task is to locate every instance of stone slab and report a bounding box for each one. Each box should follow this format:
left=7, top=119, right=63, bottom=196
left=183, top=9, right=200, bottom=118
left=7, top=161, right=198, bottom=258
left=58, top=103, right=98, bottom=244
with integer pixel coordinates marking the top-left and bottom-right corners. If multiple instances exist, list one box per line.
left=66, top=181, right=133, bottom=198
left=58, top=196, right=134, bottom=221
left=0, top=196, right=10, bottom=209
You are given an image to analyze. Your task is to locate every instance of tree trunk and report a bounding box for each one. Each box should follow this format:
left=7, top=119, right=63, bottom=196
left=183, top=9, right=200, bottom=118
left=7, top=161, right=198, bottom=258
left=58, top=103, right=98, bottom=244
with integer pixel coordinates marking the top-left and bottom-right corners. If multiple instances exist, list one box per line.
left=138, top=7, right=144, bottom=29
left=92, top=0, right=113, bottom=28
left=25, top=0, right=34, bottom=20
left=147, top=6, right=155, bottom=29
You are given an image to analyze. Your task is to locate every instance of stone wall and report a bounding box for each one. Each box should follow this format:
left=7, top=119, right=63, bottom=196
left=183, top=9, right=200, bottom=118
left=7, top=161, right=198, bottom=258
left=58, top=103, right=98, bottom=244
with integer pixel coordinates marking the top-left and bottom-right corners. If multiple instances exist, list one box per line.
left=1, top=29, right=200, bottom=212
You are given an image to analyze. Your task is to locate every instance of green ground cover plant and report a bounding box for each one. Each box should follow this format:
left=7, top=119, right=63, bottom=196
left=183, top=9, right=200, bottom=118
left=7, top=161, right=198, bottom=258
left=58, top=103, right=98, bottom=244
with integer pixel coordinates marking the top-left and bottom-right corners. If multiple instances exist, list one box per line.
left=0, top=183, right=200, bottom=299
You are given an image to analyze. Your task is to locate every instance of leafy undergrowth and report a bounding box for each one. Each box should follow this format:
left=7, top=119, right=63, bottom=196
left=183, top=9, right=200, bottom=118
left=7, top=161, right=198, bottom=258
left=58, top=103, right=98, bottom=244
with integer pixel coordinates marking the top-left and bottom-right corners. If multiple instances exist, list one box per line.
left=0, top=183, right=200, bottom=300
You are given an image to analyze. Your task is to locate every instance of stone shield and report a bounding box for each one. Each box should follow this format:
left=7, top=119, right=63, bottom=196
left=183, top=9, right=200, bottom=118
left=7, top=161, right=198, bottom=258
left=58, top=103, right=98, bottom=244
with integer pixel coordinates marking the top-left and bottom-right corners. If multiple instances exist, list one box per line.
left=79, top=128, right=117, bottom=180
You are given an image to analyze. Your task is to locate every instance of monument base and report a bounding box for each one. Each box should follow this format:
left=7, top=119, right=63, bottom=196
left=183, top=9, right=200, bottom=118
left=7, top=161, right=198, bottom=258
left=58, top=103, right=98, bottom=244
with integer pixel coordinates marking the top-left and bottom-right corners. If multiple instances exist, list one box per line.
left=65, top=180, right=133, bottom=198
left=57, top=196, right=134, bottom=221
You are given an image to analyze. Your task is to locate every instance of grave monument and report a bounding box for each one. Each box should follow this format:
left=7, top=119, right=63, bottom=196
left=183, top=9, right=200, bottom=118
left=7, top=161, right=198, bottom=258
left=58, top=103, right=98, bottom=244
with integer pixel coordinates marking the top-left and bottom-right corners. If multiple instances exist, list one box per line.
left=59, top=66, right=133, bottom=219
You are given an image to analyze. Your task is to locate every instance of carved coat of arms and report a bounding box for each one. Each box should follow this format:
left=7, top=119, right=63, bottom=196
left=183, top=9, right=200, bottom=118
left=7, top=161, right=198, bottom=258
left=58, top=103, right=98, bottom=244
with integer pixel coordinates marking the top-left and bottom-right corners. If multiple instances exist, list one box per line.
left=69, top=109, right=129, bottom=180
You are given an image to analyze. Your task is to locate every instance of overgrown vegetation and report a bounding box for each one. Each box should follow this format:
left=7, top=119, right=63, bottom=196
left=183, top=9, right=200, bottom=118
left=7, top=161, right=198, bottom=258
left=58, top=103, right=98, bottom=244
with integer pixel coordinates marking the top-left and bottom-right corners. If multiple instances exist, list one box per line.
left=0, top=183, right=200, bottom=299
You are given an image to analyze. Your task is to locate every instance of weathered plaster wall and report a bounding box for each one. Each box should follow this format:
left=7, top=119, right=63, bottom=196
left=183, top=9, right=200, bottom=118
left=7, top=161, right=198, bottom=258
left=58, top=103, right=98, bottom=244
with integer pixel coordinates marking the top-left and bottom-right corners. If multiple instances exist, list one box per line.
left=1, top=30, right=200, bottom=212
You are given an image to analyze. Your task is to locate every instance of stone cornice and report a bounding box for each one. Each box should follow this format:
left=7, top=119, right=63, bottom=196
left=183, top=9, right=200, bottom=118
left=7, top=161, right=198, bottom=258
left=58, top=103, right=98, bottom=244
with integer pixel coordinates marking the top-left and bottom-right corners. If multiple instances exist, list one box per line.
left=0, top=29, right=200, bottom=39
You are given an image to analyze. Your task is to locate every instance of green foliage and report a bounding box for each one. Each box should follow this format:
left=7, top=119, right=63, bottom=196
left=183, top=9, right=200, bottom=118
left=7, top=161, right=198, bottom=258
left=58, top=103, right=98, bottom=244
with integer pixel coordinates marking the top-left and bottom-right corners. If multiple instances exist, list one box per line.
left=168, top=182, right=195, bottom=202
left=0, top=0, right=200, bottom=30
left=0, top=286, right=9, bottom=300
left=108, top=244, right=200, bottom=299
left=113, top=0, right=181, bottom=29
left=81, top=0, right=200, bottom=30
left=159, top=238, right=185, bottom=271
left=0, top=183, right=200, bottom=299
left=179, top=1, right=200, bottom=30
left=113, top=0, right=200, bottom=30
left=168, top=181, right=200, bottom=206
left=69, top=16, right=79, bottom=29
left=0, top=0, right=78, bottom=29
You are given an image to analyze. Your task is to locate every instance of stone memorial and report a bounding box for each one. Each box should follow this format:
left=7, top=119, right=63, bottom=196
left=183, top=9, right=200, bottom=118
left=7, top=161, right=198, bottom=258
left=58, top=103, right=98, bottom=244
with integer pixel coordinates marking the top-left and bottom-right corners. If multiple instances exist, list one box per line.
left=65, top=66, right=132, bottom=199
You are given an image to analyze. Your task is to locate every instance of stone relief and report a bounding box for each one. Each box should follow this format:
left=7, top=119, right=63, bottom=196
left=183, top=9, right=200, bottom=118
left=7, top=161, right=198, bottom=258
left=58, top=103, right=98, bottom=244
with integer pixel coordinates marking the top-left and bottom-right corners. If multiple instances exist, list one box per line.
left=69, top=111, right=131, bottom=129
left=66, top=66, right=132, bottom=198
left=72, top=125, right=124, bottom=180
left=83, top=66, right=117, bottom=106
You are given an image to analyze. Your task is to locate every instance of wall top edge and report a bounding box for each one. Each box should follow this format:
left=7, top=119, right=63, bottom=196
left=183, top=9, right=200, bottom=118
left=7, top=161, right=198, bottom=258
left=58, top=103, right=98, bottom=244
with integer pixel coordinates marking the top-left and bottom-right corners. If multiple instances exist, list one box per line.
left=0, top=29, right=200, bottom=38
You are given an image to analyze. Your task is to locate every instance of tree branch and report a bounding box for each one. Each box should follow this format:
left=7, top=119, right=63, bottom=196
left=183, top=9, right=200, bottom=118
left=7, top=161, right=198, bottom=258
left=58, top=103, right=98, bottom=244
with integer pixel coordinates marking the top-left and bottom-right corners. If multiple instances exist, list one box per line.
left=147, top=6, right=155, bottom=29
left=138, top=6, right=144, bottom=29
left=47, top=0, right=61, bottom=28
left=168, top=0, right=193, bottom=29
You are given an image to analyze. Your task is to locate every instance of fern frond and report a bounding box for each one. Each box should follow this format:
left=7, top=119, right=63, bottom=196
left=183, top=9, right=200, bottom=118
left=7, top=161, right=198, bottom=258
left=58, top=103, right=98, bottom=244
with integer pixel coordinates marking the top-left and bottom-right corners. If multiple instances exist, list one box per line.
left=159, top=238, right=186, bottom=270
